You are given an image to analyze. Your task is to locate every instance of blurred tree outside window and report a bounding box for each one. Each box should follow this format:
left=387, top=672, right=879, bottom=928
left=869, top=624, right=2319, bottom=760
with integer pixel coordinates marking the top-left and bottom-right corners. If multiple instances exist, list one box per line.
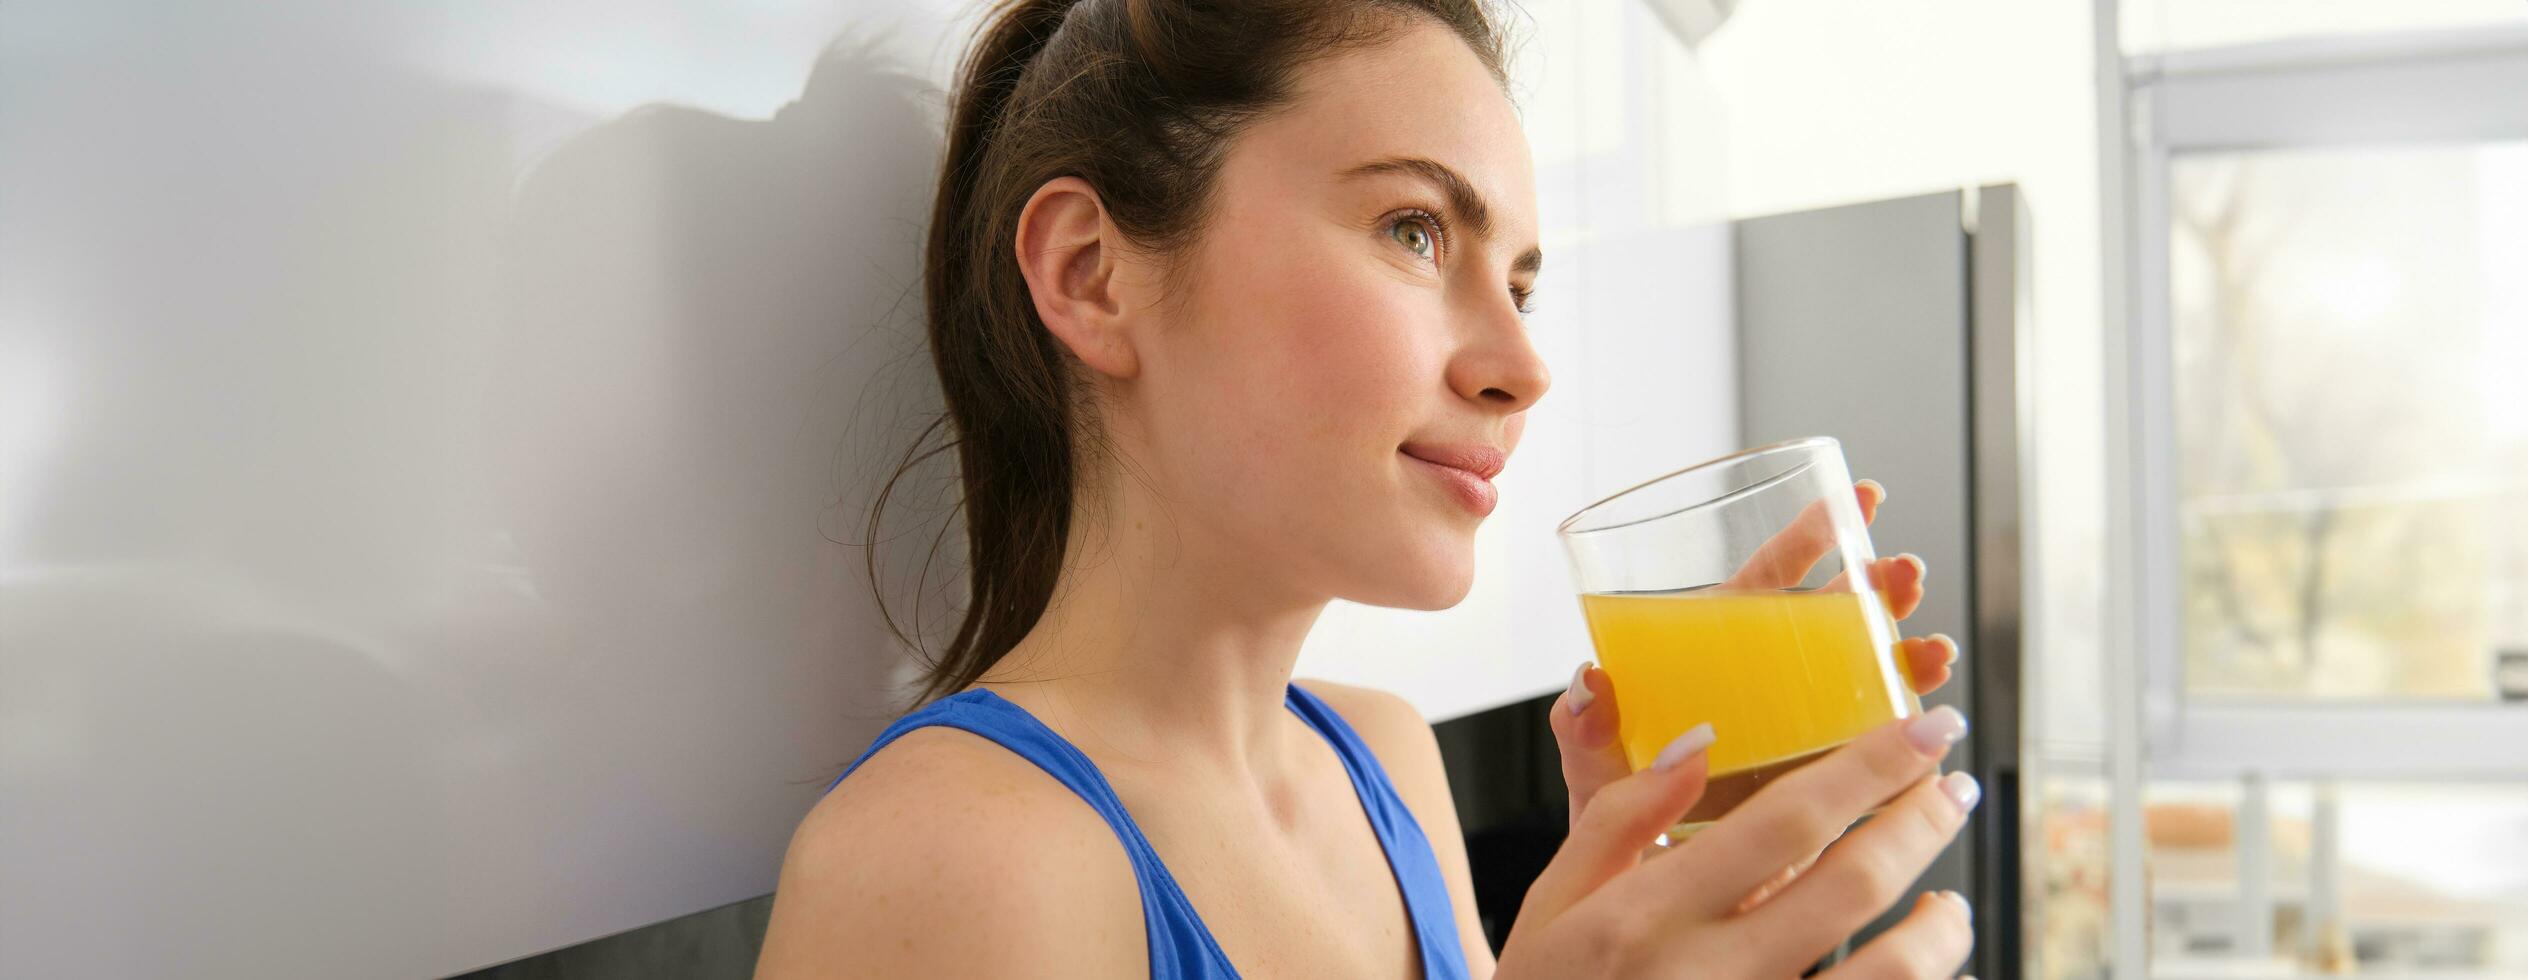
left=2169, top=141, right=2528, bottom=702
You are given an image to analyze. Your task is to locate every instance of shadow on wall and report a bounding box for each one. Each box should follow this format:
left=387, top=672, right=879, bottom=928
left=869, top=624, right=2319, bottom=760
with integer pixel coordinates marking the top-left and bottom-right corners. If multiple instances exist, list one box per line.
left=457, top=31, right=963, bottom=972
left=485, top=27, right=959, bottom=795
left=1, top=14, right=956, bottom=978
left=460, top=33, right=984, bottom=978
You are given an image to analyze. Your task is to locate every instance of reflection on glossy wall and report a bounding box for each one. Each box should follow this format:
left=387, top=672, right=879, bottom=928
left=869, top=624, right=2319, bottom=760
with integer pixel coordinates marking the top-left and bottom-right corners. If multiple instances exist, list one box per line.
left=1, top=3, right=965, bottom=976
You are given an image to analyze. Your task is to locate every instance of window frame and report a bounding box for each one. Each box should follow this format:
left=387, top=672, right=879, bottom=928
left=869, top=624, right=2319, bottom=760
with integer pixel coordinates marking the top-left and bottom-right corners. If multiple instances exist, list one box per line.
left=2119, top=25, right=2528, bottom=783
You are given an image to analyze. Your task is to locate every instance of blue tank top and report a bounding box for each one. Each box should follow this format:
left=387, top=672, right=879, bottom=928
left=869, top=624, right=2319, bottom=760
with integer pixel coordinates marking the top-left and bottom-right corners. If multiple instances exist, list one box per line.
left=823, top=683, right=1471, bottom=980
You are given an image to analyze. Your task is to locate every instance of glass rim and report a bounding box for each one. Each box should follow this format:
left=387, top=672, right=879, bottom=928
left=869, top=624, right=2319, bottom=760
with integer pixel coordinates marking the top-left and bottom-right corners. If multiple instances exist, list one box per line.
left=1555, top=435, right=1842, bottom=538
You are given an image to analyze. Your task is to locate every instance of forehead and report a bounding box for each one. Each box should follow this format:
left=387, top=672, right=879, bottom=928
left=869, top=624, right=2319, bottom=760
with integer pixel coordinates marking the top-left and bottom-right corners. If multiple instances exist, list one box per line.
left=1225, top=19, right=1537, bottom=244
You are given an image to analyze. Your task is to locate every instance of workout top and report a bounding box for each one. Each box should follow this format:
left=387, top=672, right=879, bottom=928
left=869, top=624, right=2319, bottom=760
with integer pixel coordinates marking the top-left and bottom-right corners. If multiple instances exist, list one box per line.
left=823, top=682, right=1471, bottom=979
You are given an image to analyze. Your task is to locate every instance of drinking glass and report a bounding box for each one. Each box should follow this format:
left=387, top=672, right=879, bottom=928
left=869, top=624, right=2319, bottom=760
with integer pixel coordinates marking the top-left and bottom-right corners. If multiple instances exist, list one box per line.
left=1556, top=436, right=1921, bottom=839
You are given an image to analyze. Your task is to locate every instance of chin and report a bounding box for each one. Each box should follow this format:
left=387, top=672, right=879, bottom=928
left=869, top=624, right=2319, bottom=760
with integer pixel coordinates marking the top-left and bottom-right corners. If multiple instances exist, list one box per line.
left=1406, top=573, right=1476, bottom=611
left=1349, top=529, right=1478, bottom=610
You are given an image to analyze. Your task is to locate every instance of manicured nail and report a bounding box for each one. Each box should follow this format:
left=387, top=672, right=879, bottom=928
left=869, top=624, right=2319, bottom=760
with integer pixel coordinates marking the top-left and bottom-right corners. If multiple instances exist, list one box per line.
left=1941, top=890, right=1973, bottom=920
left=1565, top=662, right=1594, bottom=716
left=1899, top=553, right=1926, bottom=580
left=1933, top=633, right=1959, bottom=665
left=1903, top=705, right=1968, bottom=755
left=1652, top=723, right=1716, bottom=772
left=1939, top=771, right=1982, bottom=812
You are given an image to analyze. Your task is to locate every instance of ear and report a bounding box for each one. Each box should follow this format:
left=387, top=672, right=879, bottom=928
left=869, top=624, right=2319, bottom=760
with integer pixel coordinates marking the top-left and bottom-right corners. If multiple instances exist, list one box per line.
left=1014, top=176, right=1142, bottom=380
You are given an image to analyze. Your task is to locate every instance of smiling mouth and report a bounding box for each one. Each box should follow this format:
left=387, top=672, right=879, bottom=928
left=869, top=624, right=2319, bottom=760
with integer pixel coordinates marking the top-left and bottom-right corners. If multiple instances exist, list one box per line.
left=1401, top=450, right=1499, bottom=517
left=1398, top=443, right=1507, bottom=480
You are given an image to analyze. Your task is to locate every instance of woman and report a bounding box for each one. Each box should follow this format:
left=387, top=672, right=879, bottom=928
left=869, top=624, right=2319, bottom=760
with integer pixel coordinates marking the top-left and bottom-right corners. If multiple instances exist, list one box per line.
left=754, top=0, right=1978, bottom=975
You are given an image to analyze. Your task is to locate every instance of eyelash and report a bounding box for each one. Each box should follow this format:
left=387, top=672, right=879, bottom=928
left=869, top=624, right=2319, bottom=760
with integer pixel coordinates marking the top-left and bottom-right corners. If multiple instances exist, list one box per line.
left=1387, top=206, right=1537, bottom=317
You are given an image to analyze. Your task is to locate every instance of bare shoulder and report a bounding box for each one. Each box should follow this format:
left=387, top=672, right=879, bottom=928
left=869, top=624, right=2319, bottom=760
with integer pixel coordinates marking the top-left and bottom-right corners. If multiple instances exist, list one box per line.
left=1292, top=678, right=1498, bottom=977
left=1287, top=679, right=1455, bottom=823
left=1292, top=677, right=1440, bottom=764
left=1289, top=679, right=1453, bottom=819
left=753, top=726, right=1145, bottom=980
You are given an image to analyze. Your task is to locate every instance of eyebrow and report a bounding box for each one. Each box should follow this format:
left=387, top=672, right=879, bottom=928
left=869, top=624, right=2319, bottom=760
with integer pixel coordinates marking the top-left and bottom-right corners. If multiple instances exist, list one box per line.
left=1337, top=155, right=1544, bottom=277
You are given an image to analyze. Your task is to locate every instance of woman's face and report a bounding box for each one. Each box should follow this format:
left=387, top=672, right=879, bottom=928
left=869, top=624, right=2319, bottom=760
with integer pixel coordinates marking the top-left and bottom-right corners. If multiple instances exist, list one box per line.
left=1124, top=19, right=1549, bottom=611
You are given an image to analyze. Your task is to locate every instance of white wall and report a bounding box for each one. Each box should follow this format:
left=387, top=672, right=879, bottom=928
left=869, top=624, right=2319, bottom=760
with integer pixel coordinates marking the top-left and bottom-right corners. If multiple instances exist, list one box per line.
left=1, top=3, right=976, bottom=977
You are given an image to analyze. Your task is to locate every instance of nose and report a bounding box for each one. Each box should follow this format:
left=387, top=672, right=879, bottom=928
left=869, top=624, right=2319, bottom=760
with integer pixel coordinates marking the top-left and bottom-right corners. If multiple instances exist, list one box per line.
left=1447, top=295, right=1551, bottom=414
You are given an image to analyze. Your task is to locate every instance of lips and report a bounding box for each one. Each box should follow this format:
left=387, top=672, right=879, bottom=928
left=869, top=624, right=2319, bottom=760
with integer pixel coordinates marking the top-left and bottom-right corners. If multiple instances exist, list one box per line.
left=1399, top=443, right=1507, bottom=480
left=1400, top=443, right=1505, bottom=517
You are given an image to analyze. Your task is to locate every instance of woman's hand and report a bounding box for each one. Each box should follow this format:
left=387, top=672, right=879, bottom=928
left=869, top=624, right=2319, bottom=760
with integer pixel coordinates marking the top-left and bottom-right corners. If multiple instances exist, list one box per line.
left=1498, top=708, right=1982, bottom=979
left=1548, top=479, right=1959, bottom=880
left=1550, top=480, right=1954, bottom=839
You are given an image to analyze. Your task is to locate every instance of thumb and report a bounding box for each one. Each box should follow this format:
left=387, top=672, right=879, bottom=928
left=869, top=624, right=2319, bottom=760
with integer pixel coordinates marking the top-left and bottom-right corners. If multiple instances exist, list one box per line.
left=1550, top=663, right=1634, bottom=832
left=1514, top=723, right=1715, bottom=935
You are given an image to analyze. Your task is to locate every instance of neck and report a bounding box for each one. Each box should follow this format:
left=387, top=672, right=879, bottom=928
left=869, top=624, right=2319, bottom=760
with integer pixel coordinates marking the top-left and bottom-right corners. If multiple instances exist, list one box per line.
left=970, top=463, right=1331, bottom=785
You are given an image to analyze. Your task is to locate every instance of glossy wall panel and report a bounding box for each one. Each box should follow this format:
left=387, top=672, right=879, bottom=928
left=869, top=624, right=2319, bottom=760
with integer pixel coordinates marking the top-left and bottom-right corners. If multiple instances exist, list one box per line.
left=1, top=4, right=968, bottom=976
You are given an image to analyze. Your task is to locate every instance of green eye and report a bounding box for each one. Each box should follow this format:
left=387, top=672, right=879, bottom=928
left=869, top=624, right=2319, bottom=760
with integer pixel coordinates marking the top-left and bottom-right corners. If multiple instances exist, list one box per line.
left=1390, top=215, right=1437, bottom=258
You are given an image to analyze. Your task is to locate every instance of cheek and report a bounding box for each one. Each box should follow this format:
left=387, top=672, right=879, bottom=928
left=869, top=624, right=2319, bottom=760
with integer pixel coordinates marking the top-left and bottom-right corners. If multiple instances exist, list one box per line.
left=1256, top=273, right=1453, bottom=546
left=1260, top=260, right=1430, bottom=442
left=1156, top=229, right=1449, bottom=554
left=1152, top=248, right=1478, bottom=605
left=1188, top=245, right=1435, bottom=452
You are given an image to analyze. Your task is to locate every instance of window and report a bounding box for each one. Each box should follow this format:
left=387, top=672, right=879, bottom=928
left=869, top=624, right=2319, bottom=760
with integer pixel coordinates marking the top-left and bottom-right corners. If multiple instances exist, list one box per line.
left=2144, top=780, right=2528, bottom=975
left=2120, top=26, right=2528, bottom=779
left=2042, top=776, right=2528, bottom=976
left=2169, top=141, right=2528, bottom=703
left=2097, top=20, right=2528, bottom=980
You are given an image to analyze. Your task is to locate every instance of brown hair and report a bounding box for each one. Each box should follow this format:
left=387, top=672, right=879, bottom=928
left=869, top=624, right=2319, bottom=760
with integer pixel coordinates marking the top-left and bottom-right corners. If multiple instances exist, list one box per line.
left=871, top=0, right=1522, bottom=708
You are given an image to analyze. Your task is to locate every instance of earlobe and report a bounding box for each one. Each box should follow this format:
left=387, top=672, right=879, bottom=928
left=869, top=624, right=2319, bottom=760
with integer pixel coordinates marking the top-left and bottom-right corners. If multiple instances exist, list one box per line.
left=1014, top=177, right=1141, bottom=380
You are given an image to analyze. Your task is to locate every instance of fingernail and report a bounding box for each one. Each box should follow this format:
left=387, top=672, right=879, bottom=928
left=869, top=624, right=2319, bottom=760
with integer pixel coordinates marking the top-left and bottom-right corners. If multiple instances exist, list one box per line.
left=1899, top=553, right=1926, bottom=580
left=1857, top=478, right=1886, bottom=502
left=1903, top=705, right=1968, bottom=755
left=1939, top=771, right=1982, bottom=812
left=1652, top=723, right=1715, bottom=772
left=1933, top=633, right=1959, bottom=665
left=1942, top=890, right=1973, bottom=920
left=1565, top=662, right=1594, bottom=716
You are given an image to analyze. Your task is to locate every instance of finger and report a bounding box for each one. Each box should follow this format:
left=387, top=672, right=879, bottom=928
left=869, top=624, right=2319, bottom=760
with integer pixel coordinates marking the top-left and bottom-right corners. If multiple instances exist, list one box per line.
left=1548, top=663, right=1634, bottom=832
left=1750, top=769, right=1981, bottom=960
left=1729, top=848, right=1824, bottom=915
left=1880, top=554, right=1926, bottom=620
left=1723, top=480, right=1883, bottom=591
left=1816, top=891, right=1976, bottom=980
left=1635, top=706, right=1965, bottom=919
left=1515, top=724, right=1713, bottom=930
left=1900, top=635, right=1957, bottom=695
left=1820, top=553, right=1927, bottom=619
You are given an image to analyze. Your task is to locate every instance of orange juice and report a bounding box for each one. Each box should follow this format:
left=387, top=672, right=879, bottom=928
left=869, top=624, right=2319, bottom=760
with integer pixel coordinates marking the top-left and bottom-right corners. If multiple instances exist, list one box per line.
left=1578, top=589, right=1920, bottom=827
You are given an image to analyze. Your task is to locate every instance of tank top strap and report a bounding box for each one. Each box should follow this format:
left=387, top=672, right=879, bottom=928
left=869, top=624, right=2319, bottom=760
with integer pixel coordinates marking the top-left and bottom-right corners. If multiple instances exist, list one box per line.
left=1283, top=683, right=1472, bottom=980
left=825, top=690, right=1240, bottom=979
